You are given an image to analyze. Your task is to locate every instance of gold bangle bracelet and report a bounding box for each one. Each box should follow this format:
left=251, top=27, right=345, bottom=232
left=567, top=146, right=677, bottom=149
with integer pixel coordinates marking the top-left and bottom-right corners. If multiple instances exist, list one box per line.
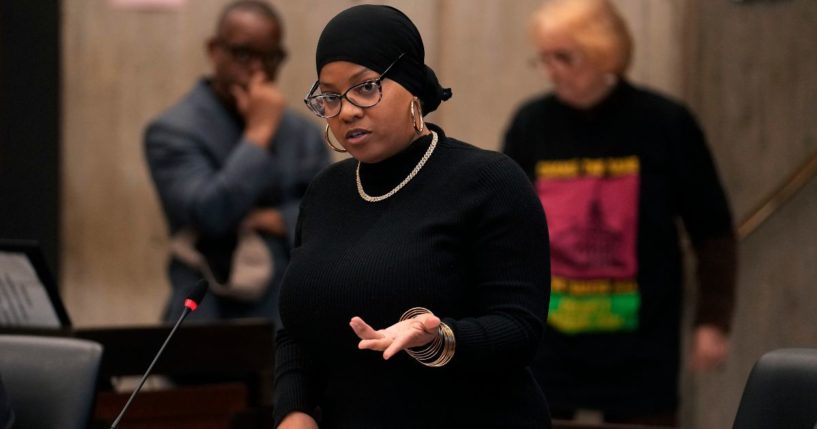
left=420, top=322, right=455, bottom=367
left=398, top=307, right=456, bottom=368
left=400, top=306, right=432, bottom=321
left=406, top=333, right=442, bottom=360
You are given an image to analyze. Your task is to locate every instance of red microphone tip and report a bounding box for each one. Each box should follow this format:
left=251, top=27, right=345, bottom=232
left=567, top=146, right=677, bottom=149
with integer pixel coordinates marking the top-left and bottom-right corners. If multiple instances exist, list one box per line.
left=184, top=298, right=199, bottom=311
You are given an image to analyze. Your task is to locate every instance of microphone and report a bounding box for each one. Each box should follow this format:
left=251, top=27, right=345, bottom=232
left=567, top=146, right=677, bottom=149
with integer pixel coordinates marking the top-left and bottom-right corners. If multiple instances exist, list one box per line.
left=109, top=279, right=209, bottom=429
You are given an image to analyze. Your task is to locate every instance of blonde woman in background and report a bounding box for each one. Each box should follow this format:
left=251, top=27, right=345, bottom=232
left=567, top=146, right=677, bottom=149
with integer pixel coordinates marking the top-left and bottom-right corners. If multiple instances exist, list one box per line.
left=502, top=0, right=737, bottom=425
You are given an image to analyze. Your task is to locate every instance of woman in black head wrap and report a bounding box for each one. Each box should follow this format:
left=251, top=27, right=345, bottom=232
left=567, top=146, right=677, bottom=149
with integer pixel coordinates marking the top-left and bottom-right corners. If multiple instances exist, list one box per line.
left=308, top=4, right=451, bottom=163
left=274, top=5, right=552, bottom=428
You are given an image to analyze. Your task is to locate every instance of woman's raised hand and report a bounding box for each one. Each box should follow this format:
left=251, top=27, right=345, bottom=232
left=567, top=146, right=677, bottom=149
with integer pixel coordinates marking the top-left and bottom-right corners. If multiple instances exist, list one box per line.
left=349, top=312, right=441, bottom=360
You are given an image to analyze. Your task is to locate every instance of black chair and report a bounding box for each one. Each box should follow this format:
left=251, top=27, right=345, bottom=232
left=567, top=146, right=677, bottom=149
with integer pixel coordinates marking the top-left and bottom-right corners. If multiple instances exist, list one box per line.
left=0, top=334, right=103, bottom=429
left=732, top=348, right=817, bottom=429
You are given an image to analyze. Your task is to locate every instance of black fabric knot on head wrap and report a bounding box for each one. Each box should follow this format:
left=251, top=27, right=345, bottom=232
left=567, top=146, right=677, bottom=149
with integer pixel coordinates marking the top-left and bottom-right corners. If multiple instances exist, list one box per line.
left=315, top=5, right=452, bottom=115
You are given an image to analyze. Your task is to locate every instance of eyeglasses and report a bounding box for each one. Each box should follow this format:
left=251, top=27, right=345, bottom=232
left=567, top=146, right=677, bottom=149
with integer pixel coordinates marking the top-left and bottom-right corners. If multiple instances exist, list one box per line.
left=217, top=40, right=287, bottom=68
left=530, top=49, right=583, bottom=70
left=304, top=53, right=405, bottom=119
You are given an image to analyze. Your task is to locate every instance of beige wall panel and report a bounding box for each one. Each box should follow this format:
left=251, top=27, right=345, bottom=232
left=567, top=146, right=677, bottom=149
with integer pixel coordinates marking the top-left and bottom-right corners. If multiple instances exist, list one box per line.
left=429, top=0, right=543, bottom=150
left=686, top=0, right=817, bottom=217
left=682, top=1, right=817, bottom=428
left=613, top=0, right=684, bottom=97
left=63, top=0, right=212, bottom=327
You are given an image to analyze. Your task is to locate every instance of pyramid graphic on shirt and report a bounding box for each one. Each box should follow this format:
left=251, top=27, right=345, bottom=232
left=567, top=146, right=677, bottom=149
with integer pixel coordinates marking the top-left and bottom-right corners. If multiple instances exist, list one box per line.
left=551, top=199, right=627, bottom=274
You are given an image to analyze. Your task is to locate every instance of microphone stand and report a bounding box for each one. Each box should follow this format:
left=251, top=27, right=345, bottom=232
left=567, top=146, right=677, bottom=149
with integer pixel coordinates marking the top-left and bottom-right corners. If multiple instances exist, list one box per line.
left=109, top=281, right=207, bottom=429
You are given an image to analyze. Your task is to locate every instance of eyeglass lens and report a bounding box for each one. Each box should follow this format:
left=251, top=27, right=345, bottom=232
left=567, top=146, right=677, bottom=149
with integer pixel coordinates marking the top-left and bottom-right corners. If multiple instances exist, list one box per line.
left=536, top=49, right=582, bottom=69
left=306, top=81, right=382, bottom=118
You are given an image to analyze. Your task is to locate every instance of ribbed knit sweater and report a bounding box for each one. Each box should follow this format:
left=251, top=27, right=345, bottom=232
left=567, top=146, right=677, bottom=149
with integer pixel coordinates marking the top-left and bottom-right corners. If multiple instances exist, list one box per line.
left=274, top=125, right=552, bottom=428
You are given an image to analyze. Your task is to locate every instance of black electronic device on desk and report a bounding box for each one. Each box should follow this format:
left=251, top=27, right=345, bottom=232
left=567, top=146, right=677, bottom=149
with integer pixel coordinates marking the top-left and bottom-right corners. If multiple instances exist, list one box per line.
left=0, top=239, right=71, bottom=329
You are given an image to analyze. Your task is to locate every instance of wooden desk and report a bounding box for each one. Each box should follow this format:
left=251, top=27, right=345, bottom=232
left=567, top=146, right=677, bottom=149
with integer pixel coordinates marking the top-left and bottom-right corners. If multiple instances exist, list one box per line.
left=92, top=383, right=250, bottom=429
left=76, top=319, right=276, bottom=428
left=74, top=318, right=275, bottom=382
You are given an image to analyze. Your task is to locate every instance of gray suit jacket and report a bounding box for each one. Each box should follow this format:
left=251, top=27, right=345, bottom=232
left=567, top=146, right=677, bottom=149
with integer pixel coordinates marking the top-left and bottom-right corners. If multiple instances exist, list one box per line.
left=144, top=79, right=328, bottom=321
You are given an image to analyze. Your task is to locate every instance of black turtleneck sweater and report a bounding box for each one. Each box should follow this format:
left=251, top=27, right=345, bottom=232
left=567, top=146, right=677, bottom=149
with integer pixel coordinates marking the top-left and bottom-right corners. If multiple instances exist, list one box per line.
left=274, top=125, right=551, bottom=428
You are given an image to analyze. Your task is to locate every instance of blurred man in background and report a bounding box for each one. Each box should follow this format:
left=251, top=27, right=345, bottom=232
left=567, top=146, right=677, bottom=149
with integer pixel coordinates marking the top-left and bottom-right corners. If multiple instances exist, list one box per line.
left=145, top=0, right=328, bottom=325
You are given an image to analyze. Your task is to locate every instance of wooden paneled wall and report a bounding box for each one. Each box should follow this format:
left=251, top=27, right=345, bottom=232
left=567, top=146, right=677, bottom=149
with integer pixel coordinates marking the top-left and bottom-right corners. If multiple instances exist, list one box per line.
left=682, top=1, right=817, bottom=429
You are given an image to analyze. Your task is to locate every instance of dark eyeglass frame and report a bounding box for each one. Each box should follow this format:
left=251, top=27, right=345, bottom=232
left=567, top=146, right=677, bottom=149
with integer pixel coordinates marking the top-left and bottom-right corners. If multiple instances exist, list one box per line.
left=304, top=52, right=406, bottom=119
left=216, top=39, right=287, bottom=68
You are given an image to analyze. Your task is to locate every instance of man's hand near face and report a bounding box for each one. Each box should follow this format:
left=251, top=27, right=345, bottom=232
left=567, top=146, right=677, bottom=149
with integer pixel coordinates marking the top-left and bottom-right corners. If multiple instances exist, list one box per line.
left=232, top=70, right=286, bottom=148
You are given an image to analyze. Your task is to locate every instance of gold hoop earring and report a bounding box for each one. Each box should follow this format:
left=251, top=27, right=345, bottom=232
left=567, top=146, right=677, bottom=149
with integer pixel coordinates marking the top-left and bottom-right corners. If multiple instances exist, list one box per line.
left=409, top=99, right=425, bottom=135
left=324, top=124, right=347, bottom=153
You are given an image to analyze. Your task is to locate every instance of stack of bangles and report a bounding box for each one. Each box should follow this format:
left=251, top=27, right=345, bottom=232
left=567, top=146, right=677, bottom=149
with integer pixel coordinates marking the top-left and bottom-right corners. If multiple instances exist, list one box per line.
left=399, top=307, right=455, bottom=367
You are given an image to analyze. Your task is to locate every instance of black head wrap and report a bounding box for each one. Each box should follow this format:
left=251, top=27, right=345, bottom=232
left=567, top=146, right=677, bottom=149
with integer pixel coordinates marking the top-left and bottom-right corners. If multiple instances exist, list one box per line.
left=315, top=5, right=452, bottom=115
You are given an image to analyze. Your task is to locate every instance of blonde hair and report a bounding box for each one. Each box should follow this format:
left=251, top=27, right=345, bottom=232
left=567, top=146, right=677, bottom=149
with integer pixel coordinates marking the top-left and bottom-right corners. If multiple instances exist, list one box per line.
left=530, top=0, right=633, bottom=75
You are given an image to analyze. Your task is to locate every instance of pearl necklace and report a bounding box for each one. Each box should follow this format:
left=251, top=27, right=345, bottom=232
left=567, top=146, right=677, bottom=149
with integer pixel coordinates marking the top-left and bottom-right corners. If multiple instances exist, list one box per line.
left=356, top=131, right=438, bottom=203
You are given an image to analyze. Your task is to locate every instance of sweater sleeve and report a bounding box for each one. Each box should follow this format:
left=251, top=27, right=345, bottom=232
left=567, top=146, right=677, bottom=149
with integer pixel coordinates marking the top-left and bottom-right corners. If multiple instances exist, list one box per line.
left=272, top=185, right=322, bottom=426
left=445, top=155, right=550, bottom=371
left=272, top=329, right=319, bottom=426
left=144, top=123, right=279, bottom=237
left=501, top=102, right=539, bottom=181
left=670, top=107, right=737, bottom=332
left=692, top=235, right=737, bottom=331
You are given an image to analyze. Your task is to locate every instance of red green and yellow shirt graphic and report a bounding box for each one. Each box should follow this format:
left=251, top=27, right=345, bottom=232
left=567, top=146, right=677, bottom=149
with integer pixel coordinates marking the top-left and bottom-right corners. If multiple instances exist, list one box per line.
left=536, top=156, right=640, bottom=334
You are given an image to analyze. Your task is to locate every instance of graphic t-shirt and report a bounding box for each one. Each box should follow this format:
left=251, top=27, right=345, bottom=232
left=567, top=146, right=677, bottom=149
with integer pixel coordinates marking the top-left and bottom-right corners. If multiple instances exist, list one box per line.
left=537, top=156, right=640, bottom=334
left=502, top=80, right=735, bottom=413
